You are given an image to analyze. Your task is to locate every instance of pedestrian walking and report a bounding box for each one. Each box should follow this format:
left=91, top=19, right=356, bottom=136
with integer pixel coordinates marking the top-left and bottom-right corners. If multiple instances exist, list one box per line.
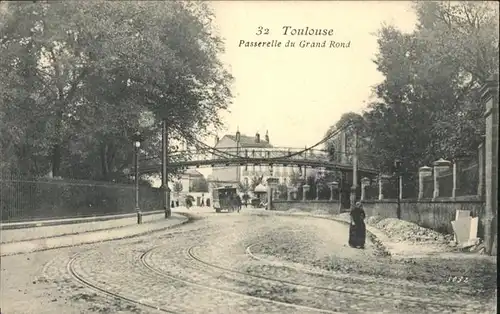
left=236, top=195, right=242, bottom=213
left=348, top=202, right=366, bottom=249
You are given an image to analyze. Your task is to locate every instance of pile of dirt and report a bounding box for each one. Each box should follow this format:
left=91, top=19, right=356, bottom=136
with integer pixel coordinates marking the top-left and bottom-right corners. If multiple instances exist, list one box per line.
left=336, top=212, right=351, bottom=221
left=373, top=218, right=453, bottom=245
left=366, top=215, right=384, bottom=225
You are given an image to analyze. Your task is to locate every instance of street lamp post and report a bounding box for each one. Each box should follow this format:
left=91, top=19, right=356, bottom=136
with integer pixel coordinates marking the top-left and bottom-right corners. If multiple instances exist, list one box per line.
left=236, top=129, right=241, bottom=183
left=161, top=119, right=171, bottom=218
left=394, top=158, right=402, bottom=219
left=132, top=132, right=143, bottom=224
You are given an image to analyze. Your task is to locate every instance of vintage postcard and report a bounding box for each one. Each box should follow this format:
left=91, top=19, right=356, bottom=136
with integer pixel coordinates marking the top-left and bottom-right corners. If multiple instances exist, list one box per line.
left=0, top=1, right=498, bottom=313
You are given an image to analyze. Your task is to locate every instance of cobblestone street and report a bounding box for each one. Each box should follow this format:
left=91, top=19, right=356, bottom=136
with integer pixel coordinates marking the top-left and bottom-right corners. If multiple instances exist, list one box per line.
left=1, top=208, right=496, bottom=313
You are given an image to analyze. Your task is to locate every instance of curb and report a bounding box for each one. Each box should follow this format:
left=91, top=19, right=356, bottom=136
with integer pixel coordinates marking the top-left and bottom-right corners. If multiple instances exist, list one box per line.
left=0, top=213, right=192, bottom=257
left=0, top=210, right=166, bottom=230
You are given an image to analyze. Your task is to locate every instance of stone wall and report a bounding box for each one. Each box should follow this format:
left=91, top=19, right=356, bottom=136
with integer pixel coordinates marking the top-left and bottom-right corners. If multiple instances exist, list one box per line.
left=273, top=198, right=485, bottom=237
left=361, top=198, right=485, bottom=236
left=273, top=200, right=341, bottom=215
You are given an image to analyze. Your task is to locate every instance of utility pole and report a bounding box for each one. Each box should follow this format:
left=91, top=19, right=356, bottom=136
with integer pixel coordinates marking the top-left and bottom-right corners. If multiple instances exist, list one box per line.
left=350, top=129, right=358, bottom=210
left=161, top=119, right=171, bottom=218
left=132, top=131, right=143, bottom=224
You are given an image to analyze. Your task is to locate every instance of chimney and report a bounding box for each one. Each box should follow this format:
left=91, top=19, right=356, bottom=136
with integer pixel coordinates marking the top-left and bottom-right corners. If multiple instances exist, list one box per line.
left=236, top=127, right=240, bottom=142
left=265, top=130, right=269, bottom=143
left=255, top=132, right=260, bottom=143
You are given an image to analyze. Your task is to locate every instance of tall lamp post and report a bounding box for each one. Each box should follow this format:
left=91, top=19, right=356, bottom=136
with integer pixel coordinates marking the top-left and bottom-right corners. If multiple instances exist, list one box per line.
left=236, top=128, right=241, bottom=183
left=161, top=119, right=171, bottom=218
left=132, top=132, right=144, bottom=224
left=393, top=158, right=402, bottom=219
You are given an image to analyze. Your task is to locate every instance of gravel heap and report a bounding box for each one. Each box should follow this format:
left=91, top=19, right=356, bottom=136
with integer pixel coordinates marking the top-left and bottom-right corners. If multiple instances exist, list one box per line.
left=372, top=218, right=453, bottom=245
left=287, top=209, right=454, bottom=246
left=366, top=215, right=384, bottom=225
left=332, top=213, right=453, bottom=245
left=337, top=212, right=351, bottom=221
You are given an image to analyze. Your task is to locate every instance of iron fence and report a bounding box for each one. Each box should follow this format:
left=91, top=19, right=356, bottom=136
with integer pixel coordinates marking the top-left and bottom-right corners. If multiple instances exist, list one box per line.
left=458, top=161, right=480, bottom=197
left=416, top=155, right=482, bottom=199
left=364, top=185, right=378, bottom=200
left=0, top=171, right=163, bottom=222
left=437, top=169, right=453, bottom=198
left=402, top=174, right=418, bottom=199
left=423, top=175, right=434, bottom=199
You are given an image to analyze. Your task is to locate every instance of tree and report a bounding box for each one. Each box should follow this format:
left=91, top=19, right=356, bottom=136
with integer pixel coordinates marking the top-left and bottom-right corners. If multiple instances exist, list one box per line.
left=324, top=112, right=375, bottom=168
left=322, top=2, right=498, bottom=200
left=190, top=176, right=208, bottom=192
left=287, top=172, right=303, bottom=187
left=237, top=180, right=251, bottom=199
left=173, top=181, right=183, bottom=197
left=276, top=183, right=288, bottom=200
left=368, top=1, right=498, bottom=169
left=250, top=175, right=264, bottom=191
left=0, top=1, right=233, bottom=180
left=410, top=1, right=498, bottom=158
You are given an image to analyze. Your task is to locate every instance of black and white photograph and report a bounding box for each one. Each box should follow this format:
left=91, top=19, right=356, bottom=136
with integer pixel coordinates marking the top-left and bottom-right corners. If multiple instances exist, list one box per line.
left=0, top=1, right=498, bottom=313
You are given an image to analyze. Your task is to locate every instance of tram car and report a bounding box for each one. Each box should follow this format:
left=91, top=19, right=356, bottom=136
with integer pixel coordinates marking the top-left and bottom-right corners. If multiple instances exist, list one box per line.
left=212, top=186, right=238, bottom=213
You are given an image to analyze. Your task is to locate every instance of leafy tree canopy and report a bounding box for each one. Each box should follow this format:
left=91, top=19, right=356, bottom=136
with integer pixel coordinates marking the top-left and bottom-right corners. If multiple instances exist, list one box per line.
left=0, top=1, right=233, bottom=181
left=325, top=1, right=498, bottom=174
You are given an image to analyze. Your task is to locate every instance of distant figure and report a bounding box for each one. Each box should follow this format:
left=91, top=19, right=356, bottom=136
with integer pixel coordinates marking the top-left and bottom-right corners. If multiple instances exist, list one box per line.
left=236, top=195, right=242, bottom=213
left=171, top=200, right=175, bottom=208
left=201, top=199, right=205, bottom=207
left=349, top=202, right=366, bottom=249
left=186, top=197, right=192, bottom=209
left=176, top=200, right=179, bottom=207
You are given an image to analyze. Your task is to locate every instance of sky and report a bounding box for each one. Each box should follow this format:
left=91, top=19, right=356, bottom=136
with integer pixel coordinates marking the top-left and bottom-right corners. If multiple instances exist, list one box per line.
left=210, top=1, right=417, bottom=147
left=160, top=1, right=419, bottom=183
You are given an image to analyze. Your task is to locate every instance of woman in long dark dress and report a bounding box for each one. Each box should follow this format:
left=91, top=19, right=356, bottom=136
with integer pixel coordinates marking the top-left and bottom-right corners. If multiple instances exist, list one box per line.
left=349, top=202, right=366, bottom=249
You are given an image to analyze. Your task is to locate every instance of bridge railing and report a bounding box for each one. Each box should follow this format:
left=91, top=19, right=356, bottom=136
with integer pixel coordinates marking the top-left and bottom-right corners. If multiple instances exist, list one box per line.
left=208, top=148, right=337, bottom=161
left=139, top=147, right=378, bottom=173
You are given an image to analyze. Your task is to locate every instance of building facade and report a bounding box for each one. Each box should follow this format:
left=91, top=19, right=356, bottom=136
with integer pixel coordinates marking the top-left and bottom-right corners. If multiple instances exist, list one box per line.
left=172, top=169, right=210, bottom=207
left=210, top=130, right=315, bottom=188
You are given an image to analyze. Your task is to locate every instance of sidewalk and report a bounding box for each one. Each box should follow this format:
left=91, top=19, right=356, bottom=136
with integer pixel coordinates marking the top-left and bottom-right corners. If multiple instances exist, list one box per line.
left=0, top=210, right=166, bottom=230
left=1, top=211, right=165, bottom=244
left=0, top=212, right=188, bottom=256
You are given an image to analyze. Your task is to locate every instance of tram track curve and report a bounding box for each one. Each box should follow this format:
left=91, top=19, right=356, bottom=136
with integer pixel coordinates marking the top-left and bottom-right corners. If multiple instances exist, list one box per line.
left=140, top=244, right=340, bottom=314
left=40, top=211, right=488, bottom=313
left=67, top=252, right=180, bottom=314
left=186, top=245, right=467, bottom=309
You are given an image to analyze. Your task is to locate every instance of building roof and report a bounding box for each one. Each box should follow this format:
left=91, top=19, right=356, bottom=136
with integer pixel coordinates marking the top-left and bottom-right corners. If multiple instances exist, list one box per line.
left=224, top=134, right=273, bottom=148
left=183, top=169, right=204, bottom=177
